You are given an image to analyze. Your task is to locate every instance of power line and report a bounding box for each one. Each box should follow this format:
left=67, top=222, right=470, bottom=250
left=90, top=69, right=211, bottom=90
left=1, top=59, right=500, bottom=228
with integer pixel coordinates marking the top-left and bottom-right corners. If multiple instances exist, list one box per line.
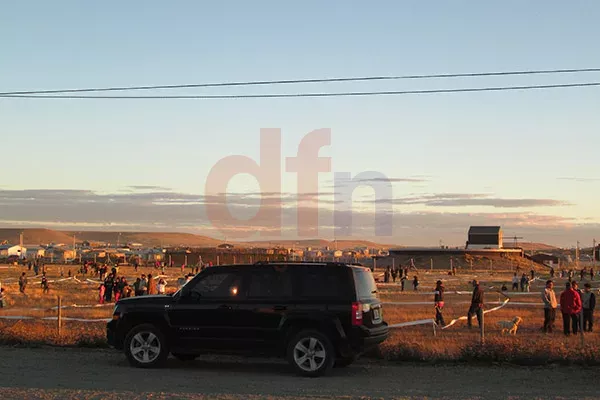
left=2, top=81, right=599, bottom=99
left=1, top=68, right=600, bottom=96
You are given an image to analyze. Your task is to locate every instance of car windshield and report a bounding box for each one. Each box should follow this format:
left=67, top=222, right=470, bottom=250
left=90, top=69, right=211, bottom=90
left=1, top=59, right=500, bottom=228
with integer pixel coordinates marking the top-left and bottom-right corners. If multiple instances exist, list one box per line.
left=352, top=267, right=378, bottom=300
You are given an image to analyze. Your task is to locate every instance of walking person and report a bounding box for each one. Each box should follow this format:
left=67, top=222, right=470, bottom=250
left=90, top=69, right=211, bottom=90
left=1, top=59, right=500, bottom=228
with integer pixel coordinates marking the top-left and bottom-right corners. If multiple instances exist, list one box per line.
left=412, top=276, right=419, bottom=291
left=18, top=272, right=27, bottom=294
left=582, top=283, right=596, bottom=332
left=41, top=273, right=50, bottom=294
left=467, top=280, right=484, bottom=329
left=560, top=281, right=582, bottom=336
left=434, top=280, right=446, bottom=326
left=400, top=274, right=406, bottom=292
left=542, top=280, right=558, bottom=333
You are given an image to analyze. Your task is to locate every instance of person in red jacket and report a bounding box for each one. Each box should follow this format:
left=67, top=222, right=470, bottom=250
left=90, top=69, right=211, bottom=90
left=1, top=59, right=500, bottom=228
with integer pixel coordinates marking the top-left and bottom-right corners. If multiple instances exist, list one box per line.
left=560, top=281, right=582, bottom=336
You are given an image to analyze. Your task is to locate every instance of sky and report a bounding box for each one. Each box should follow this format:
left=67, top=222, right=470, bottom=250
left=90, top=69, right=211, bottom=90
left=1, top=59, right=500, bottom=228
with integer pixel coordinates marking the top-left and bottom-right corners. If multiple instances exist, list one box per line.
left=1, top=1, right=599, bottom=246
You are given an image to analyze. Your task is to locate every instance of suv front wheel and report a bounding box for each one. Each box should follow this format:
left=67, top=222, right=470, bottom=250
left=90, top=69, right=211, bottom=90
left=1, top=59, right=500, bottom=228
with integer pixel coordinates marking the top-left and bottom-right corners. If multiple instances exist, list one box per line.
left=124, top=324, right=168, bottom=368
left=286, top=330, right=335, bottom=377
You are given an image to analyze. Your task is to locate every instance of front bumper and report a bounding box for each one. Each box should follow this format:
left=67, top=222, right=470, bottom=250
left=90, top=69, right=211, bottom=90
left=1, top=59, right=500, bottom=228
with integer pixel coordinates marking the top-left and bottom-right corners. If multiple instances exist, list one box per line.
left=106, top=320, right=122, bottom=349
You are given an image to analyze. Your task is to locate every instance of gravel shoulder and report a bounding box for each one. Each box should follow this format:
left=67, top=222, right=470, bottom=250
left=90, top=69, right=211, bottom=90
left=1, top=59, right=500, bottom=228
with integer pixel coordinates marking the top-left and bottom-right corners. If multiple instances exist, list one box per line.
left=0, top=347, right=595, bottom=399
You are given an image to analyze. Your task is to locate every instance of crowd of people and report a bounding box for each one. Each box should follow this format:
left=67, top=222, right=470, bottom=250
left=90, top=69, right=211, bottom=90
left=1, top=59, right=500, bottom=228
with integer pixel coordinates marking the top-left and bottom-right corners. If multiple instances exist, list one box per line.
left=98, top=269, right=169, bottom=303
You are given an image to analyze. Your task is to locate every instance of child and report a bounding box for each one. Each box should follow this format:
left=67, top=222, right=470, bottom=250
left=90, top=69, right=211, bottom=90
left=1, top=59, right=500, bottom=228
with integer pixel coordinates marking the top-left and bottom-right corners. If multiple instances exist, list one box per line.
left=0, top=288, right=5, bottom=308
left=157, top=278, right=167, bottom=294
left=98, top=283, right=106, bottom=304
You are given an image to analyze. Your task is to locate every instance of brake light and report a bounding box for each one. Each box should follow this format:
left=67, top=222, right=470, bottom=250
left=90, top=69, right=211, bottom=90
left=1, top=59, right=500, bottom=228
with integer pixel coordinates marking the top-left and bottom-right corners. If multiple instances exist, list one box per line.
left=352, top=302, right=363, bottom=326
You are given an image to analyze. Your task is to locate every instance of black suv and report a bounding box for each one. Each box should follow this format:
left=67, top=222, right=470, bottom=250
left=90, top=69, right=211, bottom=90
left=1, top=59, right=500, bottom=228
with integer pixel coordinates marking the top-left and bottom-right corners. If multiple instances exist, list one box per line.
left=107, top=262, right=388, bottom=377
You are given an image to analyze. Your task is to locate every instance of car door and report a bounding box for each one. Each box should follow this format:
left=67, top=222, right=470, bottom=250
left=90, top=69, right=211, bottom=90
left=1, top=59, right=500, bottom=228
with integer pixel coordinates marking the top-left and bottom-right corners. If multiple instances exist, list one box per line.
left=236, top=266, right=295, bottom=350
left=167, top=268, right=246, bottom=351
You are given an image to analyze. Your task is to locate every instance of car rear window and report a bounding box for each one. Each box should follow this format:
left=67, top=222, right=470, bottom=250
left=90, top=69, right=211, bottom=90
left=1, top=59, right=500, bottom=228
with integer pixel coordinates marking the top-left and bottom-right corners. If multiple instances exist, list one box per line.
left=352, top=267, right=378, bottom=300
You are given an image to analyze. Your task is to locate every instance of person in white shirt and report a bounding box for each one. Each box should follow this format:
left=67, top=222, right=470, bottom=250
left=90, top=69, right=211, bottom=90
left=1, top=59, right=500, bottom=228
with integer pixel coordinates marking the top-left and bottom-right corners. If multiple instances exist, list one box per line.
left=157, top=278, right=167, bottom=294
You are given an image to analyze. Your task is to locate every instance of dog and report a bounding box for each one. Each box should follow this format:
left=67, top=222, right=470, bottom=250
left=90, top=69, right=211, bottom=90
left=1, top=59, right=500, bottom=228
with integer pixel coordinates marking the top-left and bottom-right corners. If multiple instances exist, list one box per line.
left=497, top=316, right=523, bottom=335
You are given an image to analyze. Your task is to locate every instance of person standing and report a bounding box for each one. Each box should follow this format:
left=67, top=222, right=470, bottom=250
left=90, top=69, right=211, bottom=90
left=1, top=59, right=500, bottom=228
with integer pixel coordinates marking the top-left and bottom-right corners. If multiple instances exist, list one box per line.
left=512, top=273, right=519, bottom=291
left=560, top=281, right=582, bottom=336
left=147, top=274, right=157, bottom=295
left=412, top=276, right=419, bottom=291
left=434, top=280, right=446, bottom=326
left=467, top=280, right=484, bottom=329
left=582, top=283, right=596, bottom=332
left=542, top=280, right=558, bottom=333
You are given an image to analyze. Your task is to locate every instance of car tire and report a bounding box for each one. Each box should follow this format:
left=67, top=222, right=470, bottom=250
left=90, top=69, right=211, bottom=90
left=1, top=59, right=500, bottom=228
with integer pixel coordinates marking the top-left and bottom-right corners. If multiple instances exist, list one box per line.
left=124, top=323, right=168, bottom=368
left=172, top=353, right=198, bottom=362
left=286, top=329, right=335, bottom=377
left=334, top=355, right=357, bottom=368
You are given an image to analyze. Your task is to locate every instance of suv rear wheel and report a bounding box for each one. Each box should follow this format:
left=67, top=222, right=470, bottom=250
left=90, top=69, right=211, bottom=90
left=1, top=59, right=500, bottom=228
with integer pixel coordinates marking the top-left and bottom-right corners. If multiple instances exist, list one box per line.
left=124, top=324, right=168, bottom=368
left=286, top=330, right=334, bottom=377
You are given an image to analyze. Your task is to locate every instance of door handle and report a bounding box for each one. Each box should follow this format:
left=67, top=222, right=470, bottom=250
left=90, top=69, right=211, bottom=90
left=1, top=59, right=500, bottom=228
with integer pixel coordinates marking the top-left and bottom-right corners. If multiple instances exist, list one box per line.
left=273, top=305, right=287, bottom=311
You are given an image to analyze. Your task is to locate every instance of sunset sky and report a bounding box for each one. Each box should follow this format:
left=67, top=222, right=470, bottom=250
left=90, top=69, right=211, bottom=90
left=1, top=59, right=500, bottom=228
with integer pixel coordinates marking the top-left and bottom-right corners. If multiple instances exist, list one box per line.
left=1, top=1, right=599, bottom=246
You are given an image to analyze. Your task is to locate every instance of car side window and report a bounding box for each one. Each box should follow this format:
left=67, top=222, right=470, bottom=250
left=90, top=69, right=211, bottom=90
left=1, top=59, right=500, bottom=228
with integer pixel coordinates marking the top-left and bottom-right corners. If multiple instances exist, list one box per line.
left=247, top=268, right=293, bottom=298
left=188, top=272, right=242, bottom=299
left=297, top=268, right=347, bottom=298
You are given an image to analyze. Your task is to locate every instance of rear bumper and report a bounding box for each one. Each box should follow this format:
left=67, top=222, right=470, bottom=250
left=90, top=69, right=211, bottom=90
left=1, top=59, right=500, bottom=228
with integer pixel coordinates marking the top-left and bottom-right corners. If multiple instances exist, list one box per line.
left=343, top=322, right=389, bottom=355
left=359, top=323, right=389, bottom=347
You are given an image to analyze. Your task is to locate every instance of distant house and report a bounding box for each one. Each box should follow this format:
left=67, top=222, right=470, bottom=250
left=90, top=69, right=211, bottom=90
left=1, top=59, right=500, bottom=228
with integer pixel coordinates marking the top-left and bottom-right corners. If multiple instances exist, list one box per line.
left=217, top=243, right=234, bottom=249
left=23, top=245, right=45, bottom=258
left=466, top=226, right=503, bottom=249
left=531, top=253, right=560, bottom=267
left=0, top=245, right=27, bottom=258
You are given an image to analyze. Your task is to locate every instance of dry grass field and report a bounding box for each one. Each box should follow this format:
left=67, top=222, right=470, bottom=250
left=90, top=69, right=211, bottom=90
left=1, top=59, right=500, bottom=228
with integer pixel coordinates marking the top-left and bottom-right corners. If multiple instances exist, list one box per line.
left=0, top=263, right=599, bottom=365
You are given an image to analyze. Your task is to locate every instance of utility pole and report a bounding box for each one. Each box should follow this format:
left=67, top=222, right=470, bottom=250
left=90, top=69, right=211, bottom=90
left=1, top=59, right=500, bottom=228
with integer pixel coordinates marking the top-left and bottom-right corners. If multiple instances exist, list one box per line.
left=593, top=239, right=596, bottom=269
left=576, top=241, right=580, bottom=269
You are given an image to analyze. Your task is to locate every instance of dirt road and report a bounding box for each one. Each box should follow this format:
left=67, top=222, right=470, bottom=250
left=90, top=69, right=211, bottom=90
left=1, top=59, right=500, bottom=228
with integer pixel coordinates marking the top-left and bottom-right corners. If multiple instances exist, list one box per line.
left=0, top=347, right=594, bottom=399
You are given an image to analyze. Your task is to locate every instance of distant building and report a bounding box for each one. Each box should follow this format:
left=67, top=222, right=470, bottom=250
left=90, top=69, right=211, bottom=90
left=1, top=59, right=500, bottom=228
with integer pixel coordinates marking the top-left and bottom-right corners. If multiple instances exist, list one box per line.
left=0, top=245, right=27, bottom=258
left=466, top=226, right=503, bottom=249
left=531, top=253, right=560, bottom=267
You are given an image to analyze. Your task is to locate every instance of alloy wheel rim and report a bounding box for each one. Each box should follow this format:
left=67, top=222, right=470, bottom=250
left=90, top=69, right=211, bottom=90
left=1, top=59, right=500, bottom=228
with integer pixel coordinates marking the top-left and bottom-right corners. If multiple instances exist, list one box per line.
left=293, top=337, right=326, bottom=372
left=130, top=332, right=161, bottom=364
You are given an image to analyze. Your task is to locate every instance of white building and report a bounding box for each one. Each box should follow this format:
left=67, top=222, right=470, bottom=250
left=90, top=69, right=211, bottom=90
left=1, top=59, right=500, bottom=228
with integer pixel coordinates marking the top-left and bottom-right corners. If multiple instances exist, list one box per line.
left=0, top=245, right=27, bottom=258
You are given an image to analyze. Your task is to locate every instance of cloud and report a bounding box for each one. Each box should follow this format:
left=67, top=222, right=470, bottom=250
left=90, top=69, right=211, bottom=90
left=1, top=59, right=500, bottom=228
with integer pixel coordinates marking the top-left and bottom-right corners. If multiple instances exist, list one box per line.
left=128, top=185, right=172, bottom=191
left=557, top=177, right=600, bottom=183
left=357, top=177, right=429, bottom=183
left=0, top=188, right=589, bottom=246
left=362, top=193, right=571, bottom=208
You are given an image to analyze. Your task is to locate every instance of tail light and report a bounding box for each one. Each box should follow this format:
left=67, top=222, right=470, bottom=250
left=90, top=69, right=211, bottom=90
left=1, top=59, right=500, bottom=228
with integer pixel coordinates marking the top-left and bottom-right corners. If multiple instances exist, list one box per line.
left=352, top=302, right=363, bottom=326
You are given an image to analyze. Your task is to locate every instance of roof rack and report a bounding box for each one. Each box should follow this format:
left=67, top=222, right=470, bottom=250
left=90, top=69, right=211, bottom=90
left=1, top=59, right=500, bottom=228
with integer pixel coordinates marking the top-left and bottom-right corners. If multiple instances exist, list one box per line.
left=253, top=260, right=349, bottom=267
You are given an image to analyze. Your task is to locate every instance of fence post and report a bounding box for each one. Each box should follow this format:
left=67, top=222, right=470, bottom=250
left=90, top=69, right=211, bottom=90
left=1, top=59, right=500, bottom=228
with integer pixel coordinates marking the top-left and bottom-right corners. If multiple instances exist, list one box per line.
left=480, top=309, right=485, bottom=345
left=57, top=296, right=62, bottom=337
left=430, top=258, right=433, bottom=271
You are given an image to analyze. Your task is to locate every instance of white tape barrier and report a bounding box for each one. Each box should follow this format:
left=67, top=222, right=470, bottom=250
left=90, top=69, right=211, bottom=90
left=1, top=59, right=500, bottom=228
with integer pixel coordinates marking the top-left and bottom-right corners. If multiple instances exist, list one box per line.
left=388, top=318, right=437, bottom=329
left=440, top=298, right=510, bottom=330
left=387, top=298, right=511, bottom=331
left=0, top=315, right=110, bottom=322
